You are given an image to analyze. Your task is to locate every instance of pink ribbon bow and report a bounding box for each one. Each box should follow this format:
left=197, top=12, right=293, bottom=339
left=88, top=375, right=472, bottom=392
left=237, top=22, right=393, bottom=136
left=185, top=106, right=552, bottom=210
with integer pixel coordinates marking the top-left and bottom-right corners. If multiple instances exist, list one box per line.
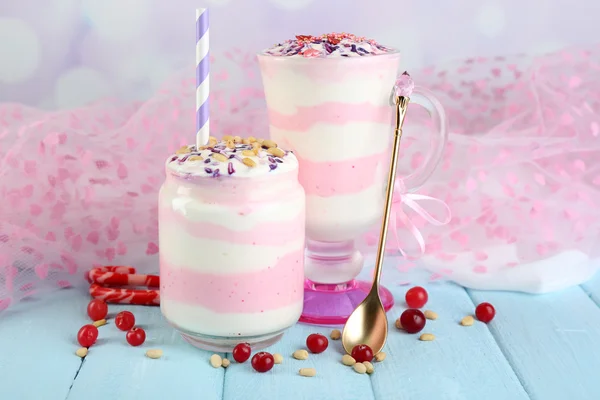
left=385, top=179, right=452, bottom=259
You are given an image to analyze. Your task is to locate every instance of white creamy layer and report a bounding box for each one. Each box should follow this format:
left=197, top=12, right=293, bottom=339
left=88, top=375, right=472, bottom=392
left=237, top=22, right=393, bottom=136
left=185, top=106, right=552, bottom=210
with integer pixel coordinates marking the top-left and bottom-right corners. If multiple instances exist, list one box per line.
left=261, top=68, right=398, bottom=114
left=270, top=122, right=392, bottom=162
left=159, top=223, right=304, bottom=274
left=305, top=182, right=385, bottom=242
left=161, top=299, right=303, bottom=337
left=160, top=187, right=305, bottom=231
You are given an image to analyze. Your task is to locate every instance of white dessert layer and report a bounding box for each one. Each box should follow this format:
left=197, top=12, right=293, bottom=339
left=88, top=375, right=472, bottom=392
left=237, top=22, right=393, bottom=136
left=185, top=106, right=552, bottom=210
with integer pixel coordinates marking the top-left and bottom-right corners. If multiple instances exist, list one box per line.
left=270, top=122, right=392, bottom=162
left=160, top=187, right=305, bottom=230
left=261, top=70, right=396, bottom=114
left=305, top=183, right=385, bottom=242
left=159, top=225, right=305, bottom=274
left=161, top=299, right=303, bottom=337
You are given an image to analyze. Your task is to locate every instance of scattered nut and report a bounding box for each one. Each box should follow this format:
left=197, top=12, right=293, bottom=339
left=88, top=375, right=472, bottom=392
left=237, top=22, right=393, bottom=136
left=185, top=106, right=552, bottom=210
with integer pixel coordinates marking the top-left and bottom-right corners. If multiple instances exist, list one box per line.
left=330, top=329, right=341, bottom=340
left=233, top=136, right=242, bottom=143
left=242, top=138, right=251, bottom=144
left=222, top=135, right=233, bottom=141
left=212, top=153, right=228, bottom=162
left=145, top=349, right=163, bottom=359
left=419, top=333, right=435, bottom=341
left=242, top=149, right=256, bottom=156
left=188, top=155, right=204, bottom=161
left=342, top=354, right=356, bottom=366
left=299, top=368, right=316, bottom=377
left=208, top=139, right=218, bottom=147
left=267, top=147, right=285, bottom=157
left=75, top=347, right=88, bottom=358
left=210, top=354, right=223, bottom=368
left=222, top=358, right=231, bottom=368
left=273, top=353, right=283, bottom=364
left=353, top=363, right=367, bottom=374
left=461, top=316, right=475, bottom=326
left=395, top=318, right=403, bottom=330
left=374, top=352, right=386, bottom=362
left=209, top=136, right=218, bottom=142
left=363, top=361, right=375, bottom=374
left=92, top=319, right=106, bottom=327
left=293, top=349, right=309, bottom=360
left=256, top=138, right=264, bottom=144
left=226, top=140, right=235, bottom=149
left=176, top=146, right=190, bottom=155
left=262, top=139, right=277, bottom=148
left=242, top=157, right=257, bottom=168
left=248, top=136, right=257, bottom=143
left=424, top=310, right=438, bottom=320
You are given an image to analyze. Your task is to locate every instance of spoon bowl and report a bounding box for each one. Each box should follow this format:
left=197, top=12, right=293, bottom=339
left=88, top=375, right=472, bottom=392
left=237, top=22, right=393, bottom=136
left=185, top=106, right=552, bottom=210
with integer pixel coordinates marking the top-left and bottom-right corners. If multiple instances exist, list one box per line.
left=341, top=288, right=388, bottom=354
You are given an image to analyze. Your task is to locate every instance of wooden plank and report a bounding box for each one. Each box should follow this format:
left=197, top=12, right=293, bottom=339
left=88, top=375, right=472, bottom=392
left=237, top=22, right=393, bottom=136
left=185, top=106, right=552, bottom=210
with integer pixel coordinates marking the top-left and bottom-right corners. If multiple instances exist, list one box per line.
left=469, top=286, right=600, bottom=400
left=581, top=267, right=600, bottom=305
left=368, top=274, right=529, bottom=400
left=67, top=302, right=224, bottom=400
left=0, top=289, right=87, bottom=400
left=222, top=321, right=375, bottom=400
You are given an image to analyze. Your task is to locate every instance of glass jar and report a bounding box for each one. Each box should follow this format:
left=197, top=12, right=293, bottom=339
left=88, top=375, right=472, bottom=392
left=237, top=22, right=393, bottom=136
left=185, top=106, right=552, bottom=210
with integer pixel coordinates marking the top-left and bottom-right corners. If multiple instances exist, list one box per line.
left=159, top=138, right=305, bottom=352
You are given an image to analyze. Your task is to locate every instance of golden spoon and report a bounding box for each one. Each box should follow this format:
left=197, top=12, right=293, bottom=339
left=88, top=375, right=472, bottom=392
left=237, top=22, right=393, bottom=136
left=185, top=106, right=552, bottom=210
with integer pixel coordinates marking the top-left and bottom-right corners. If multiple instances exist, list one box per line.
left=342, top=73, right=413, bottom=355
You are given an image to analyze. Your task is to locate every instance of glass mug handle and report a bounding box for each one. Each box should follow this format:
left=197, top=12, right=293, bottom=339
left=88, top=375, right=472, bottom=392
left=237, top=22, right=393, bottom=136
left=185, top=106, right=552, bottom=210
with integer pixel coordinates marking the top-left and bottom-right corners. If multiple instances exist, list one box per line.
left=399, top=86, right=448, bottom=191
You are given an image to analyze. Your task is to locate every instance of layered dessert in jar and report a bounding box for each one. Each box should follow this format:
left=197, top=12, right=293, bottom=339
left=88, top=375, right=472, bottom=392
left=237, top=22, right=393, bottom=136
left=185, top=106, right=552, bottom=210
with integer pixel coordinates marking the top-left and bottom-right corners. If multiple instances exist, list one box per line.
left=159, top=136, right=305, bottom=351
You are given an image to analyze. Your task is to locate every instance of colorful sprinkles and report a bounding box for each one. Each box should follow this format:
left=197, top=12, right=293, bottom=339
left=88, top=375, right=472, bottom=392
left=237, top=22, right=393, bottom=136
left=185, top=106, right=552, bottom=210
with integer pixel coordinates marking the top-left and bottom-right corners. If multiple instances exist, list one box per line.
left=169, top=136, right=291, bottom=177
left=262, top=33, right=394, bottom=58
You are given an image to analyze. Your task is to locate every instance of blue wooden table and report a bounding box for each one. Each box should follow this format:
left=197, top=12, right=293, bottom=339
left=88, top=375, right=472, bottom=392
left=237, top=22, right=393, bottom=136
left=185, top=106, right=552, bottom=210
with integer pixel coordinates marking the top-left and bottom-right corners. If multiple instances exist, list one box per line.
left=1, top=257, right=600, bottom=400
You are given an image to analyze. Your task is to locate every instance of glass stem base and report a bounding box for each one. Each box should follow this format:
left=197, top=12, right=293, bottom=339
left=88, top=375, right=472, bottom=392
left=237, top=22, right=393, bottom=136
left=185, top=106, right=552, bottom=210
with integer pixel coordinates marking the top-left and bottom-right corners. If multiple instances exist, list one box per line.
left=299, top=279, right=394, bottom=325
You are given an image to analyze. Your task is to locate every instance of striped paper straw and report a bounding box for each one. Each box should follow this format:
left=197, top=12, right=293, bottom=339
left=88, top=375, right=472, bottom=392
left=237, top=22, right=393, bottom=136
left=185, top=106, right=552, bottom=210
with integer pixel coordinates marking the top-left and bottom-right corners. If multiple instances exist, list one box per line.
left=196, top=8, right=210, bottom=148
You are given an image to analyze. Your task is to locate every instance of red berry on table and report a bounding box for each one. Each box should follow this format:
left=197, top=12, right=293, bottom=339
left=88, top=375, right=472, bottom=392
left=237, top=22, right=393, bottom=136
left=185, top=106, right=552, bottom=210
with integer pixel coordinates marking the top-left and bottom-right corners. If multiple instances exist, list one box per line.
left=251, top=352, right=274, bottom=373
left=306, top=333, right=328, bottom=354
left=405, top=286, right=428, bottom=308
left=400, top=309, right=426, bottom=333
left=77, top=324, right=99, bottom=347
left=475, top=302, right=496, bottom=323
left=87, top=299, right=108, bottom=321
left=350, top=344, right=373, bottom=363
left=115, top=311, right=135, bottom=331
left=126, top=327, right=146, bottom=346
left=232, top=343, right=252, bottom=363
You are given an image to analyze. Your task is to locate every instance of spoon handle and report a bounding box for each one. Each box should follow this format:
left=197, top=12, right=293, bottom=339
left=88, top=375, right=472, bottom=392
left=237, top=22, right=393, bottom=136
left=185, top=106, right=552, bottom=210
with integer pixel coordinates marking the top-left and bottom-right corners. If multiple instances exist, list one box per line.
left=371, top=96, right=410, bottom=289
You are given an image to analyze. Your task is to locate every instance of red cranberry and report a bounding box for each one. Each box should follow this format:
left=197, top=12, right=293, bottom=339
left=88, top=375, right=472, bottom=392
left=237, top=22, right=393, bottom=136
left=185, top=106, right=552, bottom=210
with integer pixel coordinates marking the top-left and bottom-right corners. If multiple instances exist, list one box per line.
left=306, top=333, right=328, bottom=354
left=400, top=309, right=426, bottom=333
left=232, top=343, right=252, bottom=363
left=405, top=286, right=428, bottom=308
left=251, top=352, right=274, bottom=373
left=475, top=302, right=496, bottom=323
left=126, top=327, right=146, bottom=346
left=86, top=299, right=108, bottom=321
left=350, top=344, right=373, bottom=363
left=115, top=311, right=135, bottom=331
left=77, top=324, right=99, bottom=347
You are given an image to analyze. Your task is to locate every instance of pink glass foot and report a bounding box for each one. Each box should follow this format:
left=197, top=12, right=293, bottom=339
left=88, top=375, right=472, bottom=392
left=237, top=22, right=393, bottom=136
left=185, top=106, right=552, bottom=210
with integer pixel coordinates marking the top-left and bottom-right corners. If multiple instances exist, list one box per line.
left=299, top=279, right=394, bottom=325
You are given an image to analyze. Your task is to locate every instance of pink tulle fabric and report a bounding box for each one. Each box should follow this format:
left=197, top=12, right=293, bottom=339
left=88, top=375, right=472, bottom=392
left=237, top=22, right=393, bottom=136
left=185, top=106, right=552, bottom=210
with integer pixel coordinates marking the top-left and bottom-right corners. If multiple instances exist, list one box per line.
left=1, top=45, right=600, bottom=312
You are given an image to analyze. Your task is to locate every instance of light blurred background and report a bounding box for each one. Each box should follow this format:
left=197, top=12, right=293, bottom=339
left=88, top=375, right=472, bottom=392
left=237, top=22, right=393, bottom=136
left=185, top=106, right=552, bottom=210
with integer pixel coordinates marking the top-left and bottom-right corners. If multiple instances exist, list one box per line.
left=0, top=0, right=598, bottom=110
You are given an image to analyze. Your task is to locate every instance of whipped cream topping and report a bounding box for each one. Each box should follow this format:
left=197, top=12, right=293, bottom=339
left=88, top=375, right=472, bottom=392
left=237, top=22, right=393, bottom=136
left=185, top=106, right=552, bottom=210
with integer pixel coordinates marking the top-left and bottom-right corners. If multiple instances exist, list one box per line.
left=261, top=33, right=395, bottom=58
left=166, top=136, right=298, bottom=178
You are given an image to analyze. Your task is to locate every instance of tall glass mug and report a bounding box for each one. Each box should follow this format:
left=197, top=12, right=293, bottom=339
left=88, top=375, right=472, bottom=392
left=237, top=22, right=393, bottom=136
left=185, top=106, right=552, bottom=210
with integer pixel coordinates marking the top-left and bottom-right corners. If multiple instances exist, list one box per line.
left=258, top=33, right=447, bottom=324
left=159, top=138, right=305, bottom=351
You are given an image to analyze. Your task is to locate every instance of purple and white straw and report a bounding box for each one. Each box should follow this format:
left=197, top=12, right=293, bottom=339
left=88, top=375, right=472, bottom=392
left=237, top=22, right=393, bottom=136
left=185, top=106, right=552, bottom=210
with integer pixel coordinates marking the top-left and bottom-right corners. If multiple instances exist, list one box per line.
left=196, top=8, right=210, bottom=147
